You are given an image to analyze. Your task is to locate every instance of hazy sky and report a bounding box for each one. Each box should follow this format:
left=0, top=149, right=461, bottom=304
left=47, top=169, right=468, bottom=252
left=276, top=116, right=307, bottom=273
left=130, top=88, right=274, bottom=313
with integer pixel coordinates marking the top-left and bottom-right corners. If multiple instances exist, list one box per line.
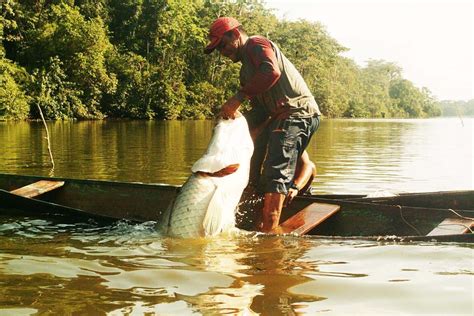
left=264, top=0, right=473, bottom=101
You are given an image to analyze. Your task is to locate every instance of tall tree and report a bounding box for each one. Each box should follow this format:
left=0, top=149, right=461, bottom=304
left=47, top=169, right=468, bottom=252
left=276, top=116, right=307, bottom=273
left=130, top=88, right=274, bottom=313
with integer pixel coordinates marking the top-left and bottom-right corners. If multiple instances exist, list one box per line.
left=271, top=20, right=347, bottom=117
left=22, top=3, right=117, bottom=117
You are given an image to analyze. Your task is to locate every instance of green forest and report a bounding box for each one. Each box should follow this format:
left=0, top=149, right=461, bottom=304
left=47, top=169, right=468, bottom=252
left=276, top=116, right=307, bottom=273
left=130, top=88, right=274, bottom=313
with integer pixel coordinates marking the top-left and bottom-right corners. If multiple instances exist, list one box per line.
left=437, top=100, right=474, bottom=117
left=0, top=0, right=451, bottom=120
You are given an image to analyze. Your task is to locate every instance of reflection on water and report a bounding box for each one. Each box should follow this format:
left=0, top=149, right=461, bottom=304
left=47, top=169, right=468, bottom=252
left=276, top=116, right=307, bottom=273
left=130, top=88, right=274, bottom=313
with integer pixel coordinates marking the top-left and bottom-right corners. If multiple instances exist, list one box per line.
left=0, top=218, right=472, bottom=315
left=0, top=118, right=472, bottom=192
left=0, top=120, right=214, bottom=184
left=308, top=118, right=473, bottom=193
left=0, top=118, right=473, bottom=314
left=289, top=243, right=474, bottom=315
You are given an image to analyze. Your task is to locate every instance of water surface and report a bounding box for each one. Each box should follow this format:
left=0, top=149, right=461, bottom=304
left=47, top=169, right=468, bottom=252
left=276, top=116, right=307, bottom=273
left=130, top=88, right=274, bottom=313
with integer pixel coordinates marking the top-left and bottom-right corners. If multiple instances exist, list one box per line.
left=0, top=218, right=472, bottom=315
left=1, top=118, right=471, bottom=193
left=0, top=118, right=473, bottom=315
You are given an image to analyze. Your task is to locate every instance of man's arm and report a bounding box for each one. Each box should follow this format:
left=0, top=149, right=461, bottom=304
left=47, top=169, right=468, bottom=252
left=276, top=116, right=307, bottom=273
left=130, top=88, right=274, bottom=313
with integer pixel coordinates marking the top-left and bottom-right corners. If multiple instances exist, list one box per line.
left=219, top=37, right=281, bottom=119
left=239, top=36, right=281, bottom=98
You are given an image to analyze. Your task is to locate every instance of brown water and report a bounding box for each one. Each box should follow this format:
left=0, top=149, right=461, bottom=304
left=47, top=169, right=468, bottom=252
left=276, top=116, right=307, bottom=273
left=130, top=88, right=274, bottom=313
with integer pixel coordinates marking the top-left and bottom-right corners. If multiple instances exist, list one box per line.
left=0, top=118, right=473, bottom=315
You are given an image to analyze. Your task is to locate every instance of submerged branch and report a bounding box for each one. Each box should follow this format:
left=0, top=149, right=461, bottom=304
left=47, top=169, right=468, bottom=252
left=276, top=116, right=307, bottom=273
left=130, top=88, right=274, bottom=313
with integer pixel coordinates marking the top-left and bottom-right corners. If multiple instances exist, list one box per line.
left=36, top=104, right=55, bottom=169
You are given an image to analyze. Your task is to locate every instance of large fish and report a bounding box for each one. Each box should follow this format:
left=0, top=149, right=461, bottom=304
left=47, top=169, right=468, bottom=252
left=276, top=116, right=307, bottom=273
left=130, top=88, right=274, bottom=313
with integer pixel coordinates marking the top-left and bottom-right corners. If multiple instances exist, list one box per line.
left=161, top=115, right=254, bottom=238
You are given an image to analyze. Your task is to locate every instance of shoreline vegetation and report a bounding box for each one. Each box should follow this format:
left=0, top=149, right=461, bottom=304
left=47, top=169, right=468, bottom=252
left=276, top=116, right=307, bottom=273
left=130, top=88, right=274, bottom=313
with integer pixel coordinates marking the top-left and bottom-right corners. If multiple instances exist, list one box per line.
left=0, top=1, right=472, bottom=121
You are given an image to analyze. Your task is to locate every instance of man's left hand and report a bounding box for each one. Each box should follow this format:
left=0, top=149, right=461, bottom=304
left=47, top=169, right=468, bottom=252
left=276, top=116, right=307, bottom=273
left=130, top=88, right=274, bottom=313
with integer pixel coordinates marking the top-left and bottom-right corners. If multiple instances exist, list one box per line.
left=284, top=188, right=298, bottom=206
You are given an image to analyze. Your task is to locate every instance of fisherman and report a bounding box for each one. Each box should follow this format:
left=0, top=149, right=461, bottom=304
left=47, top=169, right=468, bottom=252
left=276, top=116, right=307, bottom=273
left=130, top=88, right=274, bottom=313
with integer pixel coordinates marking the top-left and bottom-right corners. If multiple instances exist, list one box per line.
left=204, top=17, right=321, bottom=233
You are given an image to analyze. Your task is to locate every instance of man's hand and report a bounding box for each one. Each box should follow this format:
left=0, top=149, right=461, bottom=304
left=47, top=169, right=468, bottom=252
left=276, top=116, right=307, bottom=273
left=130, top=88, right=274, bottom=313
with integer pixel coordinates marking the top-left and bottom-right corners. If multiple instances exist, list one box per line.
left=196, top=164, right=240, bottom=177
left=218, top=95, right=242, bottom=119
left=284, top=187, right=298, bottom=206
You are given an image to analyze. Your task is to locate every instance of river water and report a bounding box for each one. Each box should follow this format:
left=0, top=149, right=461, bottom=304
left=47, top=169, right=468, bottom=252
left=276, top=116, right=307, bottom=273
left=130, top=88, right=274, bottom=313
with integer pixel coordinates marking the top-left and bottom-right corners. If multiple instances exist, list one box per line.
left=0, top=118, right=473, bottom=315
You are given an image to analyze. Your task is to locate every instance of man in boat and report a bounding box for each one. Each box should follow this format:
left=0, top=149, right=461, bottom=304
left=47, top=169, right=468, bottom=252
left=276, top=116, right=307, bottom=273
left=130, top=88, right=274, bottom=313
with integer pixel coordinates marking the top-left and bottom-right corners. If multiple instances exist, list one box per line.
left=204, top=17, right=321, bottom=233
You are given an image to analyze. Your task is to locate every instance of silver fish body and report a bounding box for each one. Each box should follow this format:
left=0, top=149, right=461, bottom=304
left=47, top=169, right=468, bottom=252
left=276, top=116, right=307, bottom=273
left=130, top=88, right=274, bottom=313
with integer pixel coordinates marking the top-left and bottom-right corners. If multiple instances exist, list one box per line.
left=161, top=116, right=254, bottom=238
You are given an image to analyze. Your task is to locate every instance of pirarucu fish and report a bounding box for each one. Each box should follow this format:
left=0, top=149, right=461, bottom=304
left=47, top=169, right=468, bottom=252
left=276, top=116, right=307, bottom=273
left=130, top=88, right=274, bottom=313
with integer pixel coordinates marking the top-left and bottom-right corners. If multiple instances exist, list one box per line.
left=161, top=115, right=254, bottom=238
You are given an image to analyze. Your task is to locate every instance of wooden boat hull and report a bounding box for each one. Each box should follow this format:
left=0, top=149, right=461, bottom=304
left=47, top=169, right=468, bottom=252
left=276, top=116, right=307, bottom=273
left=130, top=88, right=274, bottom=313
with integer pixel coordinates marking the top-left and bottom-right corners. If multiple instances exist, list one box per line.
left=274, top=196, right=474, bottom=240
left=0, top=174, right=178, bottom=222
left=1, top=173, right=473, bottom=242
left=346, top=191, right=474, bottom=211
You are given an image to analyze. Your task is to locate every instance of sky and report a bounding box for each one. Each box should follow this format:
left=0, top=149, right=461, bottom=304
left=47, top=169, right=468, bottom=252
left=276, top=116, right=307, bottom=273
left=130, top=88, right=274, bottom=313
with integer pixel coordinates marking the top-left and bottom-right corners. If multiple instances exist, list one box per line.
left=264, top=0, right=473, bottom=101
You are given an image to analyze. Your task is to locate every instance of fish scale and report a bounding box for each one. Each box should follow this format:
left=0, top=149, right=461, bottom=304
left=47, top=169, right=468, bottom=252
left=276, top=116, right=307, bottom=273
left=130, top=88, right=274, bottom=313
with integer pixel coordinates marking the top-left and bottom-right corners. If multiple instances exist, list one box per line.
left=167, top=175, right=217, bottom=237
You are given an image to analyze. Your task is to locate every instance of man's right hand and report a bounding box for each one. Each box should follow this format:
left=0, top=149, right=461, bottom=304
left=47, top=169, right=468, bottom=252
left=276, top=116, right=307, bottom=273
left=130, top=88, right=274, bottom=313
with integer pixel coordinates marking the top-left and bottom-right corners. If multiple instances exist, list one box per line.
left=218, top=96, right=242, bottom=119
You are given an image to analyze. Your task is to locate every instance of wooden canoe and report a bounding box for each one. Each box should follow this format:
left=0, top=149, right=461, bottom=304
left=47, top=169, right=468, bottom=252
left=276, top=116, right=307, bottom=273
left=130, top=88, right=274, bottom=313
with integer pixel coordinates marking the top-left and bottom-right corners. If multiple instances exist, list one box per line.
left=1, top=173, right=473, bottom=242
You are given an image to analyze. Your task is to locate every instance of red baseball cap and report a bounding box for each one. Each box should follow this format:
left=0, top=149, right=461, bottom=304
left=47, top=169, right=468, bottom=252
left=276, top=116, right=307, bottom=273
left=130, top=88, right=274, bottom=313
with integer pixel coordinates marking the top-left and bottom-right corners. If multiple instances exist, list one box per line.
left=204, top=17, right=241, bottom=54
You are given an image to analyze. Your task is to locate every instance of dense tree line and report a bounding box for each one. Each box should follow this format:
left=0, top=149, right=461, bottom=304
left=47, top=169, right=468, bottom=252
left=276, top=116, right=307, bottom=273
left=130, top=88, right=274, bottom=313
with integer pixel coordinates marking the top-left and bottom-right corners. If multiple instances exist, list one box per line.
left=1, top=0, right=444, bottom=120
left=437, top=100, right=474, bottom=117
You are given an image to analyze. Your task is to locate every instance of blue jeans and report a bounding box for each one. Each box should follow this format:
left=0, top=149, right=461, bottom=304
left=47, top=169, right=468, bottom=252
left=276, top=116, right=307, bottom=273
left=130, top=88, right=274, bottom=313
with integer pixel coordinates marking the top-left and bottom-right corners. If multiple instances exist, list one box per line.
left=250, top=115, right=320, bottom=195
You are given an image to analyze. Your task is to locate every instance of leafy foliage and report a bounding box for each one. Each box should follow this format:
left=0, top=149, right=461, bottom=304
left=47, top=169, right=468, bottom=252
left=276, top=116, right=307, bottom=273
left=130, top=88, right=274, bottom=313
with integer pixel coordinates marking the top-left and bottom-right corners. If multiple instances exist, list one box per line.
left=0, top=0, right=453, bottom=120
left=30, top=56, right=85, bottom=119
left=0, top=57, right=30, bottom=119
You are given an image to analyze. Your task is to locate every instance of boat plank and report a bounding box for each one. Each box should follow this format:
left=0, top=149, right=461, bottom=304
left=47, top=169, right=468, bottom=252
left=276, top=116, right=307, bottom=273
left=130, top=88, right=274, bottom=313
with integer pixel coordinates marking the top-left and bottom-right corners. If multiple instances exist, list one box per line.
left=10, top=180, right=65, bottom=198
left=427, top=218, right=474, bottom=236
left=278, top=202, right=340, bottom=235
